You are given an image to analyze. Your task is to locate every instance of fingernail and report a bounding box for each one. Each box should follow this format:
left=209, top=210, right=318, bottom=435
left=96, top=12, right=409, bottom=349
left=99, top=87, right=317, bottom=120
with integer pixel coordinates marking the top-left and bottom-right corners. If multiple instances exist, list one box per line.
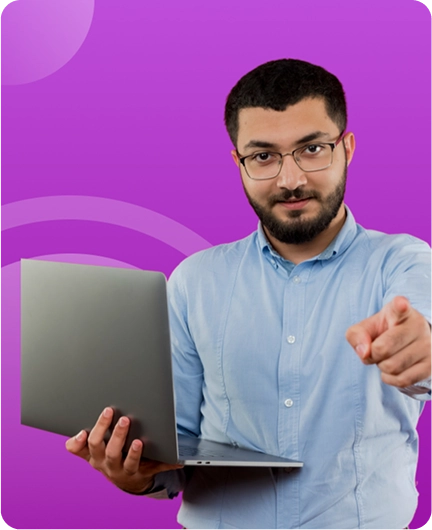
left=132, top=440, right=142, bottom=451
left=75, top=430, right=85, bottom=441
left=103, top=408, right=112, bottom=418
left=356, top=344, right=367, bottom=358
left=119, top=416, right=129, bottom=427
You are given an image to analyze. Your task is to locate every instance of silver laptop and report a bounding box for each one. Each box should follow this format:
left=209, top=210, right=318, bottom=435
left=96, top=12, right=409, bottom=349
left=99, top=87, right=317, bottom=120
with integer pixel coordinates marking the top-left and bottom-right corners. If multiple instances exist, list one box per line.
left=21, top=259, right=303, bottom=468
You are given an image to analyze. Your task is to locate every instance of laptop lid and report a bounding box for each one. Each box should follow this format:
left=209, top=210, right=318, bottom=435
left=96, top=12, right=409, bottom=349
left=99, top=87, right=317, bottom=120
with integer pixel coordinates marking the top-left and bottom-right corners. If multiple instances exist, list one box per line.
left=21, top=259, right=179, bottom=463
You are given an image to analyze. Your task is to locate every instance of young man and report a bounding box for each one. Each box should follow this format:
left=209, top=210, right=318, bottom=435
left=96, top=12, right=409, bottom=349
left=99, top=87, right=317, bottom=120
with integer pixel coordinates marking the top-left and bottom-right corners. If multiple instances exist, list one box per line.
left=67, top=59, right=431, bottom=529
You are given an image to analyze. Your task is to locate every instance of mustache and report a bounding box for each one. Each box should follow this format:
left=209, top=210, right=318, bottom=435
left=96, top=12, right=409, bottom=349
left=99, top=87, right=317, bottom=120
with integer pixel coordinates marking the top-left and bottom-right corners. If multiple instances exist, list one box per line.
left=268, top=188, right=321, bottom=206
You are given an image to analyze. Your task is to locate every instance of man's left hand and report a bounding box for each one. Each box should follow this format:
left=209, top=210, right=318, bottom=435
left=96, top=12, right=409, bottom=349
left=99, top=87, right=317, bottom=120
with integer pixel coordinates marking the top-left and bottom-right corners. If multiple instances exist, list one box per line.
left=346, top=296, right=431, bottom=388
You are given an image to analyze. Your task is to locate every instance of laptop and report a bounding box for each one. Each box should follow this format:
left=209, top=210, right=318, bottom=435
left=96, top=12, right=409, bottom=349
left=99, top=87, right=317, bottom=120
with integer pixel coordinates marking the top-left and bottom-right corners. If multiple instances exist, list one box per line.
left=21, top=259, right=303, bottom=468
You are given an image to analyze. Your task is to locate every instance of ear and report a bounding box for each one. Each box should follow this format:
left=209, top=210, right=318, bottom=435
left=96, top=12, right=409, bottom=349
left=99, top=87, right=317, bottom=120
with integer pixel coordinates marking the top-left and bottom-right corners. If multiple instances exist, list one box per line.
left=343, top=132, right=356, bottom=167
left=231, top=149, right=240, bottom=168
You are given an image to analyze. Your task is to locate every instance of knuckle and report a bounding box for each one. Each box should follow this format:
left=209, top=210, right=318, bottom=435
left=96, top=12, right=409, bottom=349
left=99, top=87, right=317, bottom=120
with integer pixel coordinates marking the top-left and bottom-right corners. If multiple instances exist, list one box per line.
left=126, top=454, right=139, bottom=468
left=89, top=458, right=102, bottom=472
left=87, top=437, right=98, bottom=451
left=379, top=360, right=397, bottom=375
left=372, top=342, right=386, bottom=357
left=105, top=449, right=118, bottom=464
left=123, top=465, right=135, bottom=476
left=110, top=432, right=125, bottom=446
left=394, top=373, right=412, bottom=388
left=104, top=452, right=115, bottom=464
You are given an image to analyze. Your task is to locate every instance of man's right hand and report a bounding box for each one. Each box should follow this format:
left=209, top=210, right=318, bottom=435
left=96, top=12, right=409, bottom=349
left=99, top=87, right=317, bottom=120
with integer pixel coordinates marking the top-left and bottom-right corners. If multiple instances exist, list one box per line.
left=65, top=407, right=183, bottom=494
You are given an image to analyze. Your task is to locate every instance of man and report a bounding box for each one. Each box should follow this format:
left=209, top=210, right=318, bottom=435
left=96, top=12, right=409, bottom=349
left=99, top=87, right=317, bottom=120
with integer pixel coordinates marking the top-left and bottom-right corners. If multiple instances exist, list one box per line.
left=66, top=59, right=431, bottom=529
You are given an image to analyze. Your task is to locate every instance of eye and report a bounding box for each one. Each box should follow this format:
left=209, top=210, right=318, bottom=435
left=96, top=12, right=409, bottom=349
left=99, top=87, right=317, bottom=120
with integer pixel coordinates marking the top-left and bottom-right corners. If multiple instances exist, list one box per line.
left=306, top=144, right=321, bottom=153
left=302, top=144, right=324, bottom=156
left=251, top=152, right=278, bottom=164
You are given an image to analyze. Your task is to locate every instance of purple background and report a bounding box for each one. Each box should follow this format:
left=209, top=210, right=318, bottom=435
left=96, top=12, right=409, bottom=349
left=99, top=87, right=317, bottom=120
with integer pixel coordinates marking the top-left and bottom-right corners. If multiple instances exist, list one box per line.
left=1, top=0, right=430, bottom=528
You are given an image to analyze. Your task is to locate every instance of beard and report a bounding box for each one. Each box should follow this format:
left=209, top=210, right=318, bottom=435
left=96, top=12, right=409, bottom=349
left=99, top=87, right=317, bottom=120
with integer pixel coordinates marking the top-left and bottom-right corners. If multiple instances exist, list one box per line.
left=243, top=165, right=347, bottom=245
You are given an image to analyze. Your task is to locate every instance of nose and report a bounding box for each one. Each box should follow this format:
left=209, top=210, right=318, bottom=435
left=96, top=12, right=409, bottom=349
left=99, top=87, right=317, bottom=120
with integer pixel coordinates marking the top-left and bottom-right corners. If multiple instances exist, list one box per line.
left=275, top=154, right=308, bottom=190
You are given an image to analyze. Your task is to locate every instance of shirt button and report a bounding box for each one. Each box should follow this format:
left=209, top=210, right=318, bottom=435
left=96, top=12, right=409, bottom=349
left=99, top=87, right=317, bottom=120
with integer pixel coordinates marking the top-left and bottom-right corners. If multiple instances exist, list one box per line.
left=292, top=275, right=301, bottom=284
left=287, top=335, right=296, bottom=344
left=284, top=398, right=294, bottom=408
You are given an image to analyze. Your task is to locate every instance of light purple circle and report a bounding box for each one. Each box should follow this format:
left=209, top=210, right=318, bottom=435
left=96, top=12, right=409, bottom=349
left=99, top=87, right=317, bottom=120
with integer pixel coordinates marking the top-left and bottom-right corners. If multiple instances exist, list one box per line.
left=1, top=0, right=95, bottom=85
left=1, top=196, right=212, bottom=257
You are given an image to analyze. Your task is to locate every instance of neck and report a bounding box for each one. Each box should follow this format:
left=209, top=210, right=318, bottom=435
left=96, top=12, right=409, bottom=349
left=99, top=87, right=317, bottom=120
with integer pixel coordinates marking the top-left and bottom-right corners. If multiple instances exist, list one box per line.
left=263, top=204, right=347, bottom=265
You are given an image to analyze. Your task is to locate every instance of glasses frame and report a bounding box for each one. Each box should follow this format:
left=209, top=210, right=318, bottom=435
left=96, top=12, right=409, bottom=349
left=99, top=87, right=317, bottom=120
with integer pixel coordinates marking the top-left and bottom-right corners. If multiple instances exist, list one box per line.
left=237, top=131, right=346, bottom=180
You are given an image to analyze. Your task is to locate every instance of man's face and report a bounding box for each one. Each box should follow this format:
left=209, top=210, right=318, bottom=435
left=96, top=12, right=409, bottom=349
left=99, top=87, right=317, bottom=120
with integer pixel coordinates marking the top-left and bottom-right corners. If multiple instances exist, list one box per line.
left=232, top=98, right=355, bottom=245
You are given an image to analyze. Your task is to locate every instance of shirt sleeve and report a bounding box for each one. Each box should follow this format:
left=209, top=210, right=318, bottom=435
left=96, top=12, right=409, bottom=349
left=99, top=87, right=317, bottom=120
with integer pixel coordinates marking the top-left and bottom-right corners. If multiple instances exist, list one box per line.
left=409, top=320, right=432, bottom=400
left=382, top=236, right=431, bottom=401
left=168, top=262, right=205, bottom=437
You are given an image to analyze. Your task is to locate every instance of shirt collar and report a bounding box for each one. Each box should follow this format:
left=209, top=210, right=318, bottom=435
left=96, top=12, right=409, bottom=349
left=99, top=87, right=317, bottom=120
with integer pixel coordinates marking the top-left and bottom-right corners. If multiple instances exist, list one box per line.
left=257, top=206, right=358, bottom=267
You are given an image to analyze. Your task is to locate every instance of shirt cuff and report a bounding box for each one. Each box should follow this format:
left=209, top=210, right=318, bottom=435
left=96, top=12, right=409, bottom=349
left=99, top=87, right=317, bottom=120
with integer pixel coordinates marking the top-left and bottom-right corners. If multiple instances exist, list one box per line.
left=399, top=377, right=431, bottom=400
left=145, top=469, right=185, bottom=500
left=399, top=318, right=432, bottom=401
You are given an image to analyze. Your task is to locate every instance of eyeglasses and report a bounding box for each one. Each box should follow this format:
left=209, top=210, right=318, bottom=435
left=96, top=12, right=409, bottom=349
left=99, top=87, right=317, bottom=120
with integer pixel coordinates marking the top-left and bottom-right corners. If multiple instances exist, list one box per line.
left=237, top=131, right=345, bottom=180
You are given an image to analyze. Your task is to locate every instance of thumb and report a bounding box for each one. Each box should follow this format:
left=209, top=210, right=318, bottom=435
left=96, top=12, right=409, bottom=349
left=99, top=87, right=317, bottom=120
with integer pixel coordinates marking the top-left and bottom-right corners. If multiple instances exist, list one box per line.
left=345, top=319, right=374, bottom=362
left=65, top=429, right=90, bottom=460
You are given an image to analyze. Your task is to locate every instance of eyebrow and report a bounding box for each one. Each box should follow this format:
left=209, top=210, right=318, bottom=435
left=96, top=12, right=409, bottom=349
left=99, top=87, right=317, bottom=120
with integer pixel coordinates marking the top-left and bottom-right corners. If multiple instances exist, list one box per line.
left=242, top=131, right=331, bottom=152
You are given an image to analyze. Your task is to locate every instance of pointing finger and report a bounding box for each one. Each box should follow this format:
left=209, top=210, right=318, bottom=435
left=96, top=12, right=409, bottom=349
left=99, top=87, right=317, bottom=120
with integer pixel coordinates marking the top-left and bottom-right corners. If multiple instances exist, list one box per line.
left=384, top=296, right=411, bottom=327
left=346, top=297, right=413, bottom=364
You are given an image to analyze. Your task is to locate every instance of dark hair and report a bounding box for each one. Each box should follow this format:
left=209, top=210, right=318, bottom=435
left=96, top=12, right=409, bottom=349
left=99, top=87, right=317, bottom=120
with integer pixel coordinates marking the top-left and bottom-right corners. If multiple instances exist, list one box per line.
left=224, top=58, right=347, bottom=147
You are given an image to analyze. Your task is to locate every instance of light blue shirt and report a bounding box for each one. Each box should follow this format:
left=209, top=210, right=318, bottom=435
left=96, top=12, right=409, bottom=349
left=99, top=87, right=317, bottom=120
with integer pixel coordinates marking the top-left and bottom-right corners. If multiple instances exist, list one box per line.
left=154, top=207, right=431, bottom=529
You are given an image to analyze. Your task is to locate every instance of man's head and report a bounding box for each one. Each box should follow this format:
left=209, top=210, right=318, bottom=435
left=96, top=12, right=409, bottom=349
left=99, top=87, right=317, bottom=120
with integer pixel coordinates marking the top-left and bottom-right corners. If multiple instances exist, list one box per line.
left=225, top=59, right=355, bottom=246
left=224, top=58, right=347, bottom=149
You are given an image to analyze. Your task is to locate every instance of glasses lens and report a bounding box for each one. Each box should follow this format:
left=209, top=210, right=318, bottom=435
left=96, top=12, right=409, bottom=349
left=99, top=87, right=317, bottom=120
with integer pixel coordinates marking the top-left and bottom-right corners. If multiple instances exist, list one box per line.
left=244, top=144, right=334, bottom=178
left=244, top=153, right=281, bottom=180
left=295, top=144, right=332, bottom=171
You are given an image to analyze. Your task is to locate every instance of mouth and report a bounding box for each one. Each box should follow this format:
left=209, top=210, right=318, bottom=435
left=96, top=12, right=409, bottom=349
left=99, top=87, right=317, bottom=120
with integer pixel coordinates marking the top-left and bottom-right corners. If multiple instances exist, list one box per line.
left=277, top=198, right=312, bottom=210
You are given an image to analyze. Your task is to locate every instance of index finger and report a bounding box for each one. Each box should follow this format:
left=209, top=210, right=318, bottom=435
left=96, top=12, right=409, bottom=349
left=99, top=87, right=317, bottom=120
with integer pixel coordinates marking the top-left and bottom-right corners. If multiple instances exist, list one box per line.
left=385, top=296, right=411, bottom=327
